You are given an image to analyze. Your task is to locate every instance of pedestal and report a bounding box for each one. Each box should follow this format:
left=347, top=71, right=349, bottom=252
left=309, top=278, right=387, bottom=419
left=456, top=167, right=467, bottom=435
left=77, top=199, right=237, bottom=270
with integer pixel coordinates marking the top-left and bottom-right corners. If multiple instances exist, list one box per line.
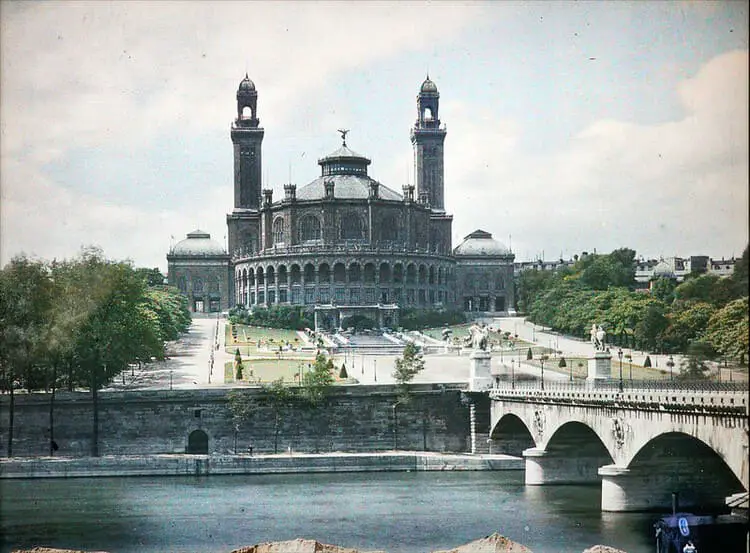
left=587, top=351, right=612, bottom=387
left=469, top=350, right=493, bottom=391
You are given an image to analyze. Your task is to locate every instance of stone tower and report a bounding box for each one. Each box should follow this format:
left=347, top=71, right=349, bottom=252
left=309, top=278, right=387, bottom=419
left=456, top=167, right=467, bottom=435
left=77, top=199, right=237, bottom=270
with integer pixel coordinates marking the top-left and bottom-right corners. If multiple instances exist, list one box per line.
left=227, top=75, right=264, bottom=259
left=410, top=75, right=447, bottom=212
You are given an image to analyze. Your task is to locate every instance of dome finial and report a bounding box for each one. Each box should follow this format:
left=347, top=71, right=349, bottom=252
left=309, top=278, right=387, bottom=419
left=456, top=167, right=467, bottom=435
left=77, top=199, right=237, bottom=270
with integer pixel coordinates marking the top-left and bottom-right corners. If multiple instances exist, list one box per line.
left=337, top=128, right=349, bottom=147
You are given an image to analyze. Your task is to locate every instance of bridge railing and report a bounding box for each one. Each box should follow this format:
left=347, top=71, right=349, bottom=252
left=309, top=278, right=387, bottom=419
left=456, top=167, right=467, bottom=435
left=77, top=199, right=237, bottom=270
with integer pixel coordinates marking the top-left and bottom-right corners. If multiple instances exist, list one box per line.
left=491, top=379, right=748, bottom=393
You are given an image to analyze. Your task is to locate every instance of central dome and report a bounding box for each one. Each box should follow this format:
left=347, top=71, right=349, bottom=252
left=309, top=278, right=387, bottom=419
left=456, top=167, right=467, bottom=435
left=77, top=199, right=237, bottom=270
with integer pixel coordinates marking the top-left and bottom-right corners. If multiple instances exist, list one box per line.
left=171, top=230, right=226, bottom=257
left=420, top=76, right=438, bottom=94
left=238, top=74, right=256, bottom=92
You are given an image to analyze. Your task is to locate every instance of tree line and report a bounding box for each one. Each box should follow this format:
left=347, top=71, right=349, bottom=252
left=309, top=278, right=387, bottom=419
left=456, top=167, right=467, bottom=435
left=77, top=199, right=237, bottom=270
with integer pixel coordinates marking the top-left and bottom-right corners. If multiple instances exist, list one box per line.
left=0, top=247, right=191, bottom=456
left=518, top=246, right=749, bottom=368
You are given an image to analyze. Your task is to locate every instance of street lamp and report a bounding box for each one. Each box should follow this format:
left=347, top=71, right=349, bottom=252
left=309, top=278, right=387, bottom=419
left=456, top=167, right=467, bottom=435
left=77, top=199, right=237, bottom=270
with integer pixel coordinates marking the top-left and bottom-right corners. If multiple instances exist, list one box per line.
left=617, top=348, right=623, bottom=392
left=667, top=354, right=675, bottom=381
left=539, top=355, right=547, bottom=391
left=510, top=359, right=515, bottom=389
left=626, top=353, right=632, bottom=382
left=374, top=359, right=377, bottom=382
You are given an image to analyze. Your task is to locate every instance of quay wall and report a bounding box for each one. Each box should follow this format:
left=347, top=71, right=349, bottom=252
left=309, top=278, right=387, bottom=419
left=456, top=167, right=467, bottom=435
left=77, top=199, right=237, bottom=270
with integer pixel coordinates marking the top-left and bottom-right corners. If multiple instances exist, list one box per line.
left=0, top=385, right=473, bottom=458
left=0, top=452, right=523, bottom=479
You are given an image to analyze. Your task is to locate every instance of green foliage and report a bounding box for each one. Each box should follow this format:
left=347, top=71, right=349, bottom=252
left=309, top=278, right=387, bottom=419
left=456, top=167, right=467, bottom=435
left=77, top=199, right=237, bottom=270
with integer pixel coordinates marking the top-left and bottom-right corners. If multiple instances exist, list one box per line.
left=733, top=246, right=749, bottom=296
left=234, top=349, right=244, bottom=380
left=226, top=390, right=257, bottom=431
left=261, top=378, right=296, bottom=454
left=339, top=363, right=348, bottom=379
left=661, top=302, right=716, bottom=353
left=579, top=249, right=636, bottom=290
left=678, top=341, right=715, bottom=380
left=135, top=267, right=166, bottom=287
left=392, top=342, right=425, bottom=403
left=517, top=269, right=558, bottom=313
left=643, top=355, right=652, bottom=368
left=674, top=274, right=731, bottom=307
left=341, top=314, right=375, bottom=331
left=651, top=277, right=676, bottom=304
left=558, top=357, right=566, bottom=368
left=704, top=297, right=749, bottom=365
left=229, top=305, right=313, bottom=330
left=634, top=303, right=669, bottom=352
left=301, top=353, right=335, bottom=407
left=399, top=308, right=465, bottom=330
left=527, top=348, right=533, bottom=360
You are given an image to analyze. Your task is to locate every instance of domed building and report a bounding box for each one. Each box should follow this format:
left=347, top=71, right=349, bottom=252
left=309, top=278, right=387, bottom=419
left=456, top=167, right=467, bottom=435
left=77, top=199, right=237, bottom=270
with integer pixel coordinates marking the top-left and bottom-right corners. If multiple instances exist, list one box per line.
left=167, top=230, right=231, bottom=313
left=168, top=76, right=515, bottom=325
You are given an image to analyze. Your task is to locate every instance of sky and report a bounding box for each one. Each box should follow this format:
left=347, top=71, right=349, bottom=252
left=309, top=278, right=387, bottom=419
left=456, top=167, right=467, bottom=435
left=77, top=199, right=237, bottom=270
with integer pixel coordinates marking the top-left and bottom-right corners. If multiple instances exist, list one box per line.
left=1, top=0, right=748, bottom=271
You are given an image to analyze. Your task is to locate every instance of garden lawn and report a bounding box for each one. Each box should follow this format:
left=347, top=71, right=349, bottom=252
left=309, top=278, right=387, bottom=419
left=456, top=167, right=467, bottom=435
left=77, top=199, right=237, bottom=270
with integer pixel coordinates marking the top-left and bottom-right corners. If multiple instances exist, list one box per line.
left=225, top=357, right=317, bottom=384
left=226, top=324, right=303, bottom=353
left=523, top=356, right=671, bottom=380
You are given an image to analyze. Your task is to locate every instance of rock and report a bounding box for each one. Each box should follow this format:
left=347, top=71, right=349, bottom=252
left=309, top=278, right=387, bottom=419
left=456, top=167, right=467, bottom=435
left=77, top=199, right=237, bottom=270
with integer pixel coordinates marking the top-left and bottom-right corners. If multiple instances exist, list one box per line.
left=581, top=547, right=628, bottom=553
left=230, top=538, right=386, bottom=553
left=431, top=532, right=534, bottom=553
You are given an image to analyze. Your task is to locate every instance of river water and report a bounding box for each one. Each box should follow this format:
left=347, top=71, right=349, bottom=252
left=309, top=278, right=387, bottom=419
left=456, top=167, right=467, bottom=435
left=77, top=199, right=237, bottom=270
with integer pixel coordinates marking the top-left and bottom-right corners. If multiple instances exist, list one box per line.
left=1, top=471, right=656, bottom=553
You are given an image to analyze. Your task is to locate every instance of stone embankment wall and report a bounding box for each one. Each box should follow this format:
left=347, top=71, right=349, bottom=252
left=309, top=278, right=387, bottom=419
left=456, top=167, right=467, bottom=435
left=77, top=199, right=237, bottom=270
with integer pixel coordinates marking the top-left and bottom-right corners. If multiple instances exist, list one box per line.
left=0, top=385, right=472, bottom=457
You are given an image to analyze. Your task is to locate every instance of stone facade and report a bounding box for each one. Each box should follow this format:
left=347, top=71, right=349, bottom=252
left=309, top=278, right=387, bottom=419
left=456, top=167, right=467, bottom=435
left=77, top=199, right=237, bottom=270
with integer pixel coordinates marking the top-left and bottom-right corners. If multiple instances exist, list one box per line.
left=167, top=230, right=231, bottom=313
left=168, top=76, right=516, bottom=323
left=0, top=387, right=471, bottom=457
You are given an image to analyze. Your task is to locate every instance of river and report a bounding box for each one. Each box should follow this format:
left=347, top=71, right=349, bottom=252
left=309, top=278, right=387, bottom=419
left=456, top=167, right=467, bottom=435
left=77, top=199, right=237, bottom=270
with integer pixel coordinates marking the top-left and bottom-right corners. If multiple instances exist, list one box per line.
left=1, top=471, right=656, bottom=553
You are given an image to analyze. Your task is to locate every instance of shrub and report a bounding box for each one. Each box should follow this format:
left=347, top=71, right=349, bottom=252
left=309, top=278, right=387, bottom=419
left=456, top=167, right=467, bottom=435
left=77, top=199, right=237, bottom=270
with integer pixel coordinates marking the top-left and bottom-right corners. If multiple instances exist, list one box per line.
left=399, top=308, right=466, bottom=330
left=643, top=355, right=652, bottom=368
left=339, top=363, right=348, bottom=379
left=527, top=348, right=533, bottom=360
left=558, top=357, right=566, bottom=368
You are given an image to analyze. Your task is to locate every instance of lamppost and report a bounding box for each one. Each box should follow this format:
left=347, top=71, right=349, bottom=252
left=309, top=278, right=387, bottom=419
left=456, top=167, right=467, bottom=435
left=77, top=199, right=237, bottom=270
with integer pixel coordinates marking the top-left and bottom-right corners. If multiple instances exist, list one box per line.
left=569, top=358, right=573, bottom=382
left=667, top=354, right=675, bottom=381
left=511, top=359, right=515, bottom=389
left=539, top=355, right=547, bottom=391
left=374, top=359, right=377, bottom=382
left=626, top=353, right=632, bottom=382
left=617, top=348, right=623, bottom=392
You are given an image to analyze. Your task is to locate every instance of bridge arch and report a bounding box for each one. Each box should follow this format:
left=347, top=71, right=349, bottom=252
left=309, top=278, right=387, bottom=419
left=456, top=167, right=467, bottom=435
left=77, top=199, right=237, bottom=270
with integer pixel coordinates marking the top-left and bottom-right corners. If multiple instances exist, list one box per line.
left=490, top=413, right=535, bottom=456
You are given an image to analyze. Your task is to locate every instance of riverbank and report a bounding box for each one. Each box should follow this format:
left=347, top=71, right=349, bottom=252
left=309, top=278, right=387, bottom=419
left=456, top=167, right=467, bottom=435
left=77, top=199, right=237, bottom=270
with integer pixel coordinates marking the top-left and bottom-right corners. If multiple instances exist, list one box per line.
left=0, top=451, right=523, bottom=479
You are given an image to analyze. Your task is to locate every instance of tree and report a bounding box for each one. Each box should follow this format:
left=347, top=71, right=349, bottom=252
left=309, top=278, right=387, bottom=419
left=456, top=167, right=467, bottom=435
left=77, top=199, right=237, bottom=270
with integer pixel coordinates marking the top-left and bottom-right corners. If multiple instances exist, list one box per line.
left=527, top=348, right=533, bottom=360
left=234, top=348, right=244, bottom=380
left=661, top=301, right=716, bottom=353
left=301, top=353, right=335, bottom=407
left=392, top=343, right=425, bottom=403
left=643, top=355, right=652, bottom=368
left=135, top=267, right=166, bottom=287
left=651, top=277, right=676, bottom=304
left=0, top=257, right=54, bottom=457
left=262, top=378, right=295, bottom=454
left=704, top=297, right=749, bottom=366
left=634, top=304, right=668, bottom=352
left=731, top=245, right=749, bottom=297
left=558, top=357, right=566, bottom=368
left=678, top=341, right=715, bottom=380
left=339, top=363, right=348, bottom=379
left=226, top=390, right=257, bottom=454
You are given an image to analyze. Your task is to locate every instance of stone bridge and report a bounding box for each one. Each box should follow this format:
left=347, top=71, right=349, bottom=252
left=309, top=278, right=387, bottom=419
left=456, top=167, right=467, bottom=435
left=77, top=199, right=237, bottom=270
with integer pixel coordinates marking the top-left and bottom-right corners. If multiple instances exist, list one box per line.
left=487, top=382, right=749, bottom=512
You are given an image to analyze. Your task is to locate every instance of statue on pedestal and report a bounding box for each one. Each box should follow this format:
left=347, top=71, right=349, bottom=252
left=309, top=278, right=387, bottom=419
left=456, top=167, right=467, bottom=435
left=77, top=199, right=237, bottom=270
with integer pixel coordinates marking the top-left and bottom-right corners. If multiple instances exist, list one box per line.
left=467, top=323, right=490, bottom=351
left=590, top=323, right=607, bottom=352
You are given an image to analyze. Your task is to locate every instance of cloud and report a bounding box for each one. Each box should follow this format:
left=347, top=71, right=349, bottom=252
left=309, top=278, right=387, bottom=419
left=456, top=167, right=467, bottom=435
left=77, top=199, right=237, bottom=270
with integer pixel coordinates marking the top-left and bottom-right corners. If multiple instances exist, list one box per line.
left=1, top=2, right=481, bottom=268
left=443, top=49, right=749, bottom=260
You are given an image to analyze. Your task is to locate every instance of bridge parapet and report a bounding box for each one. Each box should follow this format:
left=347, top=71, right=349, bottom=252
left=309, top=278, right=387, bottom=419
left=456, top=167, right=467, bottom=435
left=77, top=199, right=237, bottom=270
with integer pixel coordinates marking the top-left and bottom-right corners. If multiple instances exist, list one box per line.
left=488, top=382, right=748, bottom=416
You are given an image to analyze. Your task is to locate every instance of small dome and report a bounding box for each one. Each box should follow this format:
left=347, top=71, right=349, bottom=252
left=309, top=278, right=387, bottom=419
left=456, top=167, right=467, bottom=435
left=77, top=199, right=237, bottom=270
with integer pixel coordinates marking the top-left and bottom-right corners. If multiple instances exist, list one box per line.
left=653, top=260, right=675, bottom=278
left=454, top=230, right=511, bottom=257
left=171, top=230, right=226, bottom=257
left=420, top=76, right=438, bottom=94
left=238, top=74, right=256, bottom=93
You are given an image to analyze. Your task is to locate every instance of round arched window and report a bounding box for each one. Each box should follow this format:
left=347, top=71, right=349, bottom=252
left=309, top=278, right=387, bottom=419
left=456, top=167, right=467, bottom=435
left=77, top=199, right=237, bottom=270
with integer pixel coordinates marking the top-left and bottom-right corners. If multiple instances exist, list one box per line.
left=298, top=215, right=321, bottom=242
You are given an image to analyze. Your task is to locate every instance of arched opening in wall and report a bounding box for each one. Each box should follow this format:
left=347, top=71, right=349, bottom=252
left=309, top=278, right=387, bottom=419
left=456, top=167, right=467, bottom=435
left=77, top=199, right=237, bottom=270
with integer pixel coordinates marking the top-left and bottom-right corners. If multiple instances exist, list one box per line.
left=379, top=263, right=391, bottom=284
left=242, top=106, right=253, bottom=119
left=333, top=263, right=346, bottom=283
left=256, top=267, right=264, bottom=285
left=546, top=421, right=614, bottom=462
left=187, top=429, right=208, bottom=454
left=340, top=213, right=364, bottom=240
left=438, top=267, right=444, bottom=285
left=348, top=263, right=361, bottom=282
left=248, top=268, right=255, bottom=286
left=423, top=107, right=433, bottom=121
left=273, top=218, right=285, bottom=245
left=627, top=432, right=746, bottom=512
left=495, top=274, right=505, bottom=290
left=178, top=276, right=186, bottom=293
left=318, top=263, right=331, bottom=283
left=429, top=266, right=436, bottom=285
left=494, top=297, right=506, bottom=312
left=393, top=263, right=404, bottom=284
left=299, top=215, right=321, bottom=242
left=490, top=414, right=535, bottom=456
left=290, top=264, right=301, bottom=285
left=277, top=265, right=288, bottom=285
left=266, top=266, right=276, bottom=285
left=303, top=263, right=316, bottom=284
left=406, top=264, right=417, bottom=285
left=363, top=263, right=376, bottom=284
left=418, top=265, right=427, bottom=285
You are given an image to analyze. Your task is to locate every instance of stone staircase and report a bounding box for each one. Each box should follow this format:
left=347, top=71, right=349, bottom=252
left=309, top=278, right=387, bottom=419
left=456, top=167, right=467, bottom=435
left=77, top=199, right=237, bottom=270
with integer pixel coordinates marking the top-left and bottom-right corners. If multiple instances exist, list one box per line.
left=472, top=432, right=492, bottom=455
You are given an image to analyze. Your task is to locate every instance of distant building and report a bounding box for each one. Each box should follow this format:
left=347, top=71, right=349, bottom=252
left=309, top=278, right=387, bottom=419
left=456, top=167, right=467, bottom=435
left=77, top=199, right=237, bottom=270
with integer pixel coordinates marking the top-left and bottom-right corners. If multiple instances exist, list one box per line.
left=167, top=230, right=231, bottom=313
left=167, top=76, right=515, bottom=327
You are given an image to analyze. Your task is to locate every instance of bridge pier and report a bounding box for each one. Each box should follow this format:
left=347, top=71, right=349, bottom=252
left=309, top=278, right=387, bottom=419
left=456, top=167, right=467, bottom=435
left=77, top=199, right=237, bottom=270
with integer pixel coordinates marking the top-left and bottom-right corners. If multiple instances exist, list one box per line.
left=599, top=463, right=743, bottom=512
left=523, top=447, right=608, bottom=485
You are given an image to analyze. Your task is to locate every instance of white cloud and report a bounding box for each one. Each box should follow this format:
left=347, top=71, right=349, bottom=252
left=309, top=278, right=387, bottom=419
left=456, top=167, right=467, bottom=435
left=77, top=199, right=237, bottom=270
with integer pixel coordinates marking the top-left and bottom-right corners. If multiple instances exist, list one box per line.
left=444, top=49, right=749, bottom=260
